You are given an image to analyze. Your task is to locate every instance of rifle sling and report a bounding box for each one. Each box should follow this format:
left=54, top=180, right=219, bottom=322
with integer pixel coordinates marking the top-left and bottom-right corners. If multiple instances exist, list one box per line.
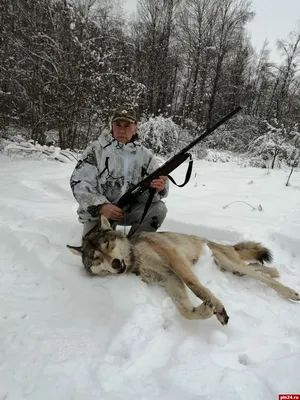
left=167, top=153, right=193, bottom=187
left=127, top=187, right=156, bottom=237
left=127, top=153, right=193, bottom=238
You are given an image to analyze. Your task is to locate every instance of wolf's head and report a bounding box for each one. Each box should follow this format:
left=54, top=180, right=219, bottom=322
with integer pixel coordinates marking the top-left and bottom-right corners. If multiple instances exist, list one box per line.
left=67, top=215, right=131, bottom=276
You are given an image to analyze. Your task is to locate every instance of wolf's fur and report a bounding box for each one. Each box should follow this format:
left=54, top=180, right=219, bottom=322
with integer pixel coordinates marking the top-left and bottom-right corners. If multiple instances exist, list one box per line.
left=67, top=216, right=299, bottom=325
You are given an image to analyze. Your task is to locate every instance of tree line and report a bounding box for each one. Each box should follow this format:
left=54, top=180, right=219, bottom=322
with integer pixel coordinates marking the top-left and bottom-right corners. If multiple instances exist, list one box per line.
left=0, top=0, right=299, bottom=151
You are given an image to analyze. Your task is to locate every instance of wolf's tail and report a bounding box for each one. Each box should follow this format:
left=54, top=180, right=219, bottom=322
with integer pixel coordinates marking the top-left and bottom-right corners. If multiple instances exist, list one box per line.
left=233, top=241, right=273, bottom=264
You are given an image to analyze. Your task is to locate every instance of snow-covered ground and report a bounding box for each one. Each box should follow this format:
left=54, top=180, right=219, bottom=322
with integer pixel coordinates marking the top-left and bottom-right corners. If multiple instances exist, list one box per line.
left=0, top=153, right=300, bottom=400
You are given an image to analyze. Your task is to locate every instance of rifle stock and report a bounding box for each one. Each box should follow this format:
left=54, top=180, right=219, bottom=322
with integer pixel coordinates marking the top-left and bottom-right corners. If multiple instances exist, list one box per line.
left=116, top=106, right=242, bottom=210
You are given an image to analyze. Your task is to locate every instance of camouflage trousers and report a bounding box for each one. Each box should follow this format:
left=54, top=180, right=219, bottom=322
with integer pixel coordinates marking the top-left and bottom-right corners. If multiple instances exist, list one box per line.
left=82, top=200, right=167, bottom=238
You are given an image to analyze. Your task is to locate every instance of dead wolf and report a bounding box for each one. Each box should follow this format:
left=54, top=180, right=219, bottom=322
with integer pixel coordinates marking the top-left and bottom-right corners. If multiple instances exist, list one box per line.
left=67, top=216, right=299, bottom=325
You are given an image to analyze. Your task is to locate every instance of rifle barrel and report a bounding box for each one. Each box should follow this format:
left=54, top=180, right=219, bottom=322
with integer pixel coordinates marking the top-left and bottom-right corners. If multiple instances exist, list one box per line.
left=182, top=106, right=242, bottom=154
left=116, top=106, right=242, bottom=207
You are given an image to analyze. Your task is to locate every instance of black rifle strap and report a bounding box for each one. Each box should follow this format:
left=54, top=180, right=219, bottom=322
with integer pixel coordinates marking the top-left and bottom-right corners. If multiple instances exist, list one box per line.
left=127, top=154, right=193, bottom=238
left=167, top=153, right=193, bottom=187
left=127, top=187, right=156, bottom=238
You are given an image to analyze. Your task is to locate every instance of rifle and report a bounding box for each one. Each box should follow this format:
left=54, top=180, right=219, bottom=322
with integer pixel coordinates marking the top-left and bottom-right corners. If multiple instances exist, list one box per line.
left=86, top=106, right=242, bottom=238
left=116, top=106, right=242, bottom=209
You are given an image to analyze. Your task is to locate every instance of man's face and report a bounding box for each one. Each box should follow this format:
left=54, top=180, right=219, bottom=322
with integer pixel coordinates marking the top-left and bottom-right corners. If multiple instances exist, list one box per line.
left=112, top=120, right=137, bottom=144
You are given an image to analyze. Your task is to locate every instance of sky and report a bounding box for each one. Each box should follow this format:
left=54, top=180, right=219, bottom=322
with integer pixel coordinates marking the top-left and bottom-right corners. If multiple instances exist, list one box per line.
left=247, top=0, right=300, bottom=62
left=123, top=0, right=300, bottom=63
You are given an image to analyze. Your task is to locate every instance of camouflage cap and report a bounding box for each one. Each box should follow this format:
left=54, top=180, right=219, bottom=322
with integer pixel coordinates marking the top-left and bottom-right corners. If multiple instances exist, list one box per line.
left=111, top=105, right=138, bottom=124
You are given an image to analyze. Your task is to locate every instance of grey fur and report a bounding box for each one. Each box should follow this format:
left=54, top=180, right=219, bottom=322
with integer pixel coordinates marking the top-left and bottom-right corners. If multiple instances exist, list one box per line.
left=67, top=216, right=300, bottom=325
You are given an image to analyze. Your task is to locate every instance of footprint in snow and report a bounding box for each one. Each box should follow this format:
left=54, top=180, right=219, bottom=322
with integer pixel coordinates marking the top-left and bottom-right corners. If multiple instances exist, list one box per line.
left=238, top=353, right=252, bottom=366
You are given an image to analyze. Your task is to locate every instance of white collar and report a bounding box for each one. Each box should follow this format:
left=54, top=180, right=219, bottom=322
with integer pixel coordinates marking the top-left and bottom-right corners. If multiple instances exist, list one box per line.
left=98, top=131, right=141, bottom=154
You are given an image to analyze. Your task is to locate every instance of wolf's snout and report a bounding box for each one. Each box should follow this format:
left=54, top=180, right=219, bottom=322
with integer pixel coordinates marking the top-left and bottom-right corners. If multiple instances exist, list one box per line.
left=112, top=259, right=126, bottom=274
left=112, top=259, right=122, bottom=270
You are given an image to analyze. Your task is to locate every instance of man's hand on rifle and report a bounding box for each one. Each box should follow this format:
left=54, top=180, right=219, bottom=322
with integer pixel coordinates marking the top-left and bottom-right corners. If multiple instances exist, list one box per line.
left=150, top=175, right=168, bottom=192
left=99, top=204, right=123, bottom=220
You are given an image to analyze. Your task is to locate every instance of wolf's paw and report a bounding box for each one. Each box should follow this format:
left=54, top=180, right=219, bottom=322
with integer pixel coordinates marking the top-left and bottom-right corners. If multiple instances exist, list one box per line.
left=212, top=300, right=229, bottom=326
left=192, top=303, right=214, bottom=320
left=204, top=300, right=229, bottom=326
left=279, top=286, right=300, bottom=301
left=214, top=306, right=229, bottom=326
left=266, top=267, right=280, bottom=278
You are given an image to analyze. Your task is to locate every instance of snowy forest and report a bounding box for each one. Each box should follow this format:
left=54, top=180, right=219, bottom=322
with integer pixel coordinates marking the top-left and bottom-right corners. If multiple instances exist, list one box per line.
left=0, top=0, right=300, bottom=168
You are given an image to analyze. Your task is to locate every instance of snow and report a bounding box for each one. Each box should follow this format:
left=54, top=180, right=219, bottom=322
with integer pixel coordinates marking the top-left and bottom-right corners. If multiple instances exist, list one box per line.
left=0, top=153, right=300, bottom=399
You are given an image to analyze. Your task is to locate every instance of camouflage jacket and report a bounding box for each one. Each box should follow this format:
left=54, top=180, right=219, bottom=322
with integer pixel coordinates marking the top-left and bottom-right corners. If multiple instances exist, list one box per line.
left=70, top=130, right=169, bottom=222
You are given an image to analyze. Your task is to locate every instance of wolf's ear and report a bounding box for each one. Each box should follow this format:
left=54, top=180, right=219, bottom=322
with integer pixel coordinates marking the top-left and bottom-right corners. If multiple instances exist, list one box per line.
left=66, top=244, right=82, bottom=256
left=100, top=214, right=112, bottom=230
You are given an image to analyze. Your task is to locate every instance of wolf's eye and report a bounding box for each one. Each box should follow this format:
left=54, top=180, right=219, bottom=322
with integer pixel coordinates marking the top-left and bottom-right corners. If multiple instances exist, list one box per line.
left=102, top=240, right=115, bottom=251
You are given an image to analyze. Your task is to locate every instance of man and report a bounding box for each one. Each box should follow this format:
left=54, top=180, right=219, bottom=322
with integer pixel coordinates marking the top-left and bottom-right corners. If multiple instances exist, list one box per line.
left=70, top=105, right=168, bottom=237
